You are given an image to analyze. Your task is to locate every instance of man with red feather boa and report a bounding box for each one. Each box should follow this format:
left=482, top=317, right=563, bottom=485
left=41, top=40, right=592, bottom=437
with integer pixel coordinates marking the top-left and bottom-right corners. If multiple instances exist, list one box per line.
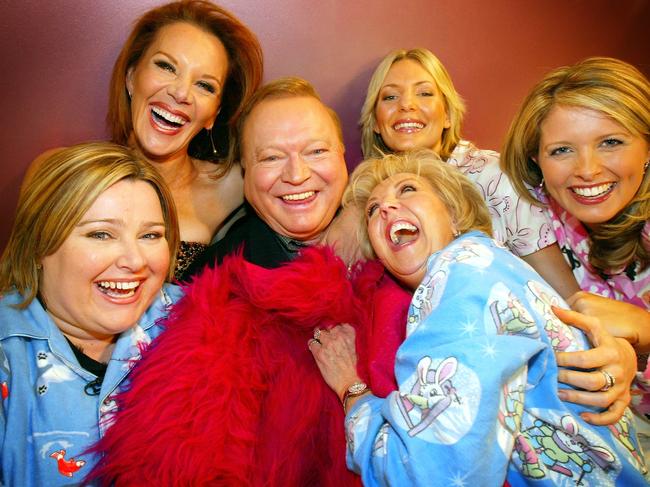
left=88, top=78, right=412, bottom=486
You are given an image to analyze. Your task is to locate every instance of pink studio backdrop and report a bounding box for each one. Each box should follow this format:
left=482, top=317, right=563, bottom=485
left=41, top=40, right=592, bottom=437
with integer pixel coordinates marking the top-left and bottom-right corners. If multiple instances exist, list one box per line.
left=1, top=0, right=648, bottom=248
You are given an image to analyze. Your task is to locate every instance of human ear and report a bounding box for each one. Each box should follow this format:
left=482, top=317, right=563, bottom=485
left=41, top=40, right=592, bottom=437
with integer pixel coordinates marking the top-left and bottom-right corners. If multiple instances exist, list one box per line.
left=126, top=67, right=135, bottom=98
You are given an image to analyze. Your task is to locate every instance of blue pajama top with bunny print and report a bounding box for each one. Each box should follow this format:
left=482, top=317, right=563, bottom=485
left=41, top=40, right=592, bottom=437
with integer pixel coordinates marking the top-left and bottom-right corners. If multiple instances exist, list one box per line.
left=345, top=231, right=648, bottom=486
left=0, top=284, right=181, bottom=486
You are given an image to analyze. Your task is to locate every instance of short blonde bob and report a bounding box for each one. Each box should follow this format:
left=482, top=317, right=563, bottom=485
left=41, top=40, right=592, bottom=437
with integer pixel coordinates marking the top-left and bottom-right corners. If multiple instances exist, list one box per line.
left=501, top=57, right=649, bottom=273
left=343, top=149, right=493, bottom=259
left=108, top=0, right=263, bottom=173
left=0, top=142, right=179, bottom=308
left=360, top=48, right=466, bottom=161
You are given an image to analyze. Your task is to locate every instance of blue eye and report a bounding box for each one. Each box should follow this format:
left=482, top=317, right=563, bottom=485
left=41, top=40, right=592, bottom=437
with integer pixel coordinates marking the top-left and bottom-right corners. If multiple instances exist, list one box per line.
left=549, top=146, right=571, bottom=157
left=87, top=231, right=111, bottom=240
left=142, top=232, right=163, bottom=240
left=401, top=184, right=416, bottom=193
left=601, top=138, right=622, bottom=147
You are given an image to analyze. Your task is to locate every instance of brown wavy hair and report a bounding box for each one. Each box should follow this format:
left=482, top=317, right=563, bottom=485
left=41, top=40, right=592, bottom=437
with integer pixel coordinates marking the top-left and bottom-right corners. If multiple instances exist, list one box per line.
left=501, top=57, right=650, bottom=274
left=0, top=142, right=179, bottom=308
left=108, top=0, right=263, bottom=174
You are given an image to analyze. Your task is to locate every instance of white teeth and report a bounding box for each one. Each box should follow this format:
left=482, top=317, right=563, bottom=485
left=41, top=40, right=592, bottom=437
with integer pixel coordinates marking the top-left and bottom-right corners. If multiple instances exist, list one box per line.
left=282, top=191, right=315, bottom=201
left=151, top=106, right=187, bottom=125
left=389, top=221, right=418, bottom=244
left=98, top=281, right=140, bottom=290
left=572, top=183, right=614, bottom=197
left=394, top=122, right=424, bottom=131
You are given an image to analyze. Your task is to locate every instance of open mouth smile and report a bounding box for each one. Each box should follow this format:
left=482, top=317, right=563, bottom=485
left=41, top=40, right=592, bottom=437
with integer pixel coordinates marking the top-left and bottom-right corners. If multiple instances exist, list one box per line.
left=393, top=121, right=424, bottom=132
left=389, top=221, right=419, bottom=245
left=150, top=105, right=189, bottom=130
left=570, top=182, right=615, bottom=198
left=96, top=280, right=141, bottom=298
left=281, top=191, right=315, bottom=202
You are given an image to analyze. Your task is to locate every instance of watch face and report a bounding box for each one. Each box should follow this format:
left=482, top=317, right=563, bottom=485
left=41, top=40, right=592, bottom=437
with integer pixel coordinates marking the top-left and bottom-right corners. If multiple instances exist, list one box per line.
left=348, top=382, right=367, bottom=394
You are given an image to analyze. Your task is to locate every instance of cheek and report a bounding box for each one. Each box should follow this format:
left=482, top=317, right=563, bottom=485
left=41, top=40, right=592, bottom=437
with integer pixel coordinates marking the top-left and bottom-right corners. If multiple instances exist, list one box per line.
left=246, top=169, right=272, bottom=194
left=199, top=97, right=220, bottom=123
left=321, top=163, right=347, bottom=193
left=367, top=223, right=384, bottom=255
left=152, top=251, right=171, bottom=280
left=538, top=160, right=563, bottom=184
left=374, top=106, right=391, bottom=129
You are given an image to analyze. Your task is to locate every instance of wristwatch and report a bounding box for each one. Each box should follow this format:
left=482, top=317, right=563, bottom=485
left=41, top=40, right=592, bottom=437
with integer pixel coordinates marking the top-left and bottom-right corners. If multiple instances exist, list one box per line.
left=342, top=381, right=369, bottom=411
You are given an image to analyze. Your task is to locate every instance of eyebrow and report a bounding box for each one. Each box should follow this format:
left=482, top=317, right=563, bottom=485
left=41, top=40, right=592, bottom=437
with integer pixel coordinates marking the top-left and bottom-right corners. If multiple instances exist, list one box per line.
left=380, top=80, right=434, bottom=89
left=155, top=50, right=223, bottom=86
left=77, top=219, right=166, bottom=228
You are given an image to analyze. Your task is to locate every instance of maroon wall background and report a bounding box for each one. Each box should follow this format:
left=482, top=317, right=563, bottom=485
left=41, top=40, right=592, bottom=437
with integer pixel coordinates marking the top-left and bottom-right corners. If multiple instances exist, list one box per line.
left=1, top=0, right=649, bottom=248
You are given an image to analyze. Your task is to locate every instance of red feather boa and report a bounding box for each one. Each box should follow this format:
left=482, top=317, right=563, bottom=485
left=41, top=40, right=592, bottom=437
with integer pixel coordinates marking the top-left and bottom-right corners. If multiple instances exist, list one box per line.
left=88, top=247, right=410, bottom=486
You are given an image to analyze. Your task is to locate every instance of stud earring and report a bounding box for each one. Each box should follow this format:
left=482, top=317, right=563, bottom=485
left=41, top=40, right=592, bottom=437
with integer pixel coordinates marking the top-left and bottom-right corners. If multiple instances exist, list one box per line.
left=644, top=160, right=650, bottom=173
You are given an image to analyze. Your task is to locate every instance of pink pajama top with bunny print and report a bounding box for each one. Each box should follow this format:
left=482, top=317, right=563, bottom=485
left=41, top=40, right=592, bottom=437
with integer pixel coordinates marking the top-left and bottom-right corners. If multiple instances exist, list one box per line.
left=345, top=232, right=647, bottom=486
left=448, top=141, right=556, bottom=257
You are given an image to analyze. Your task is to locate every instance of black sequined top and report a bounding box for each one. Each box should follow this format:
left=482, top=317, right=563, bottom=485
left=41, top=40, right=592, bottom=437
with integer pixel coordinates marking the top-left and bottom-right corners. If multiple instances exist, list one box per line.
left=175, top=241, right=209, bottom=281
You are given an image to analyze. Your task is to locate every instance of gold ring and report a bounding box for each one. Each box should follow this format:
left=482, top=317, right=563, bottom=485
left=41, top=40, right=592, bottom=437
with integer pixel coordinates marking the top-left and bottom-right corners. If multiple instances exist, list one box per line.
left=599, top=370, right=615, bottom=392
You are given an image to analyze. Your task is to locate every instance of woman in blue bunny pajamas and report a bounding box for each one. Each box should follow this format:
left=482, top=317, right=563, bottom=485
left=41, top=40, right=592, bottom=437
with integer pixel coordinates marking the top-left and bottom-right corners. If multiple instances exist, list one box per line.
left=309, top=149, right=648, bottom=486
left=0, top=142, right=182, bottom=486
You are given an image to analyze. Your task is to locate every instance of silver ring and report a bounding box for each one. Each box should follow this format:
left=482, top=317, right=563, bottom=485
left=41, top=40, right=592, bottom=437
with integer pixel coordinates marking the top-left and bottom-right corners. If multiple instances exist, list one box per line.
left=599, top=370, right=615, bottom=392
left=308, top=338, right=321, bottom=347
left=313, top=329, right=322, bottom=340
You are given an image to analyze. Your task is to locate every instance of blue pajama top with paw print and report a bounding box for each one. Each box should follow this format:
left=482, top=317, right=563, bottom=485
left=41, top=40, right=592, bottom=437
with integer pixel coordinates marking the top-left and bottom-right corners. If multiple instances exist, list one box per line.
left=0, top=284, right=181, bottom=486
left=346, top=231, right=648, bottom=486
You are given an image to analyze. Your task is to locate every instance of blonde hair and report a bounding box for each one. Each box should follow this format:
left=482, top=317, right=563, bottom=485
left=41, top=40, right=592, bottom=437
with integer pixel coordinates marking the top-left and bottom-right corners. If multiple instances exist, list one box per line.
left=501, top=57, right=650, bottom=273
left=343, top=149, right=492, bottom=258
left=234, top=76, right=344, bottom=164
left=0, top=142, right=179, bottom=307
left=108, top=0, right=263, bottom=173
left=360, top=48, right=466, bottom=161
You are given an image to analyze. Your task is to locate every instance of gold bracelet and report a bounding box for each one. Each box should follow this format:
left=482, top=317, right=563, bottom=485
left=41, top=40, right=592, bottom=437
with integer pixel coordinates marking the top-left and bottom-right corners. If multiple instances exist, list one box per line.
left=342, top=381, right=369, bottom=413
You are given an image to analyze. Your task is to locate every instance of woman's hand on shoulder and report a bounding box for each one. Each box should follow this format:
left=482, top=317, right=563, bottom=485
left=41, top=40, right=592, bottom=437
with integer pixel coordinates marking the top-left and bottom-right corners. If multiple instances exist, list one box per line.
left=320, top=205, right=365, bottom=266
left=553, top=306, right=636, bottom=425
left=568, top=291, right=650, bottom=352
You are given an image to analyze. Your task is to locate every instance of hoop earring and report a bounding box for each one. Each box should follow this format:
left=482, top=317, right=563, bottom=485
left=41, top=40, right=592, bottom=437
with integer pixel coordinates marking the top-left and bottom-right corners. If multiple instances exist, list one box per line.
left=208, top=128, right=218, bottom=156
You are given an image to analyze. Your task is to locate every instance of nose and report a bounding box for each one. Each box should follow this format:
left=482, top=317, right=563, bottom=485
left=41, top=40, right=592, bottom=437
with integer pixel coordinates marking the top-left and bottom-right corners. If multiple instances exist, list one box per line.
left=167, top=76, right=191, bottom=104
left=379, top=197, right=399, bottom=217
left=282, top=154, right=311, bottom=185
left=399, top=91, right=416, bottom=111
left=574, top=150, right=602, bottom=180
left=116, top=239, right=146, bottom=272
